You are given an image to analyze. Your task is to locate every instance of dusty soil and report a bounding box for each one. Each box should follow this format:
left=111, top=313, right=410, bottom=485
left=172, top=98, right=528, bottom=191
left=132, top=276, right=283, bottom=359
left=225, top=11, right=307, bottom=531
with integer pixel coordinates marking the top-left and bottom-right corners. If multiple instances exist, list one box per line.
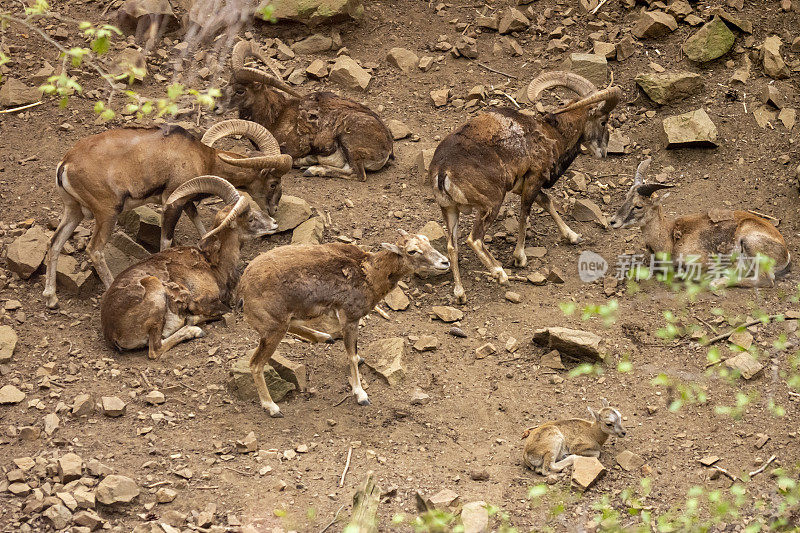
left=1, top=0, right=800, bottom=531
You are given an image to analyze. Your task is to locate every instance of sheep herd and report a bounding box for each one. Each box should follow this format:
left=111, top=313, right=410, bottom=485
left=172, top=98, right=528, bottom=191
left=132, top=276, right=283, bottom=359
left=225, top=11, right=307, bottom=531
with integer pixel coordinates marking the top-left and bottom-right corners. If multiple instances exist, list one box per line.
left=39, top=38, right=790, bottom=474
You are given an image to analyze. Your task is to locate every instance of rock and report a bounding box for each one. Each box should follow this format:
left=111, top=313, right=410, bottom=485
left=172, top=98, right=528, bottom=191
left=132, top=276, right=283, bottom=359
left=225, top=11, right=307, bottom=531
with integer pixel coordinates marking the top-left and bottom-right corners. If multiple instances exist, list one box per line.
left=498, top=8, right=529, bottom=34
left=505, top=291, right=522, bottom=303
left=635, top=71, right=703, bottom=105
left=306, top=59, right=329, bottom=79
left=267, top=0, right=364, bottom=26
left=0, top=325, right=18, bottom=363
left=0, top=384, right=25, bottom=404
left=413, top=335, right=439, bottom=352
left=229, top=353, right=295, bottom=402
left=699, top=455, right=720, bottom=466
left=546, top=267, right=565, bottom=284
left=119, top=206, right=161, bottom=249
left=386, top=48, right=419, bottom=74
left=44, top=503, right=73, bottom=529
left=156, top=487, right=177, bottom=503
left=572, top=199, right=608, bottom=228
left=74, top=488, right=95, bottom=509
left=762, top=36, right=789, bottom=79
left=632, top=11, right=677, bottom=39
left=275, top=195, right=312, bottom=232
left=540, top=350, right=565, bottom=370
left=71, top=393, right=94, bottom=416
left=606, top=130, right=629, bottom=154
left=778, top=108, right=796, bottom=130
left=6, top=225, right=50, bottom=279
left=109, top=48, right=147, bottom=81
left=365, top=337, right=405, bottom=385
left=461, top=501, right=489, bottom=533
left=682, top=17, right=735, bottom=63
left=416, top=148, right=436, bottom=174
left=291, top=217, right=324, bottom=245
left=429, top=488, right=460, bottom=508
left=419, top=220, right=447, bottom=252
left=293, top=313, right=343, bottom=340
left=593, top=41, right=617, bottom=59
left=292, top=34, right=332, bottom=54
left=712, top=8, right=753, bottom=33
left=95, top=475, right=139, bottom=505
left=329, top=55, right=371, bottom=90
left=410, top=389, right=430, bottom=405
left=44, top=413, right=60, bottom=435
left=616, top=450, right=645, bottom=471
left=753, top=105, right=776, bottom=129
left=663, top=109, right=718, bottom=148
left=101, top=396, right=126, bottom=417
left=387, top=119, right=412, bottom=140
left=666, top=0, right=693, bottom=19
left=268, top=352, right=307, bottom=391
left=116, top=0, right=177, bottom=40
left=432, top=306, right=463, bottom=322
left=19, top=426, right=41, bottom=440
left=145, top=390, right=165, bottom=405
left=729, top=330, right=753, bottom=350
left=236, top=431, right=258, bottom=453
left=384, top=287, right=410, bottom=311
left=430, top=88, right=450, bottom=107
left=532, top=327, right=602, bottom=360
left=571, top=456, right=606, bottom=490
left=476, top=15, right=498, bottom=30
left=527, top=271, right=547, bottom=285
left=74, top=509, right=103, bottom=530
left=31, top=62, right=55, bottom=85
left=106, top=231, right=150, bottom=276
left=755, top=433, right=769, bottom=449
left=475, top=343, right=496, bottom=359
left=616, top=36, right=637, bottom=61
left=730, top=55, right=751, bottom=84
left=0, top=78, right=41, bottom=107
left=725, top=352, right=763, bottom=379
left=58, top=453, right=84, bottom=482
left=56, top=254, right=97, bottom=296
left=449, top=327, right=467, bottom=338
left=418, top=56, right=434, bottom=71
left=454, top=36, right=478, bottom=59
left=762, top=85, right=785, bottom=109
left=564, top=53, right=607, bottom=86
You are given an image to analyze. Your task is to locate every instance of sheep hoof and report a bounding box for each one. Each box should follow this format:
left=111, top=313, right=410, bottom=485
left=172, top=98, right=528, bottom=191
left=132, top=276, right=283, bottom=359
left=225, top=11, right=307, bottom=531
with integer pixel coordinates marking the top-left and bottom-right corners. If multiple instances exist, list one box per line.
left=357, top=356, right=365, bottom=365
left=513, top=254, right=528, bottom=268
left=357, top=396, right=371, bottom=407
left=263, top=401, right=283, bottom=417
left=44, top=294, right=59, bottom=309
left=565, top=232, right=583, bottom=245
left=455, top=290, right=467, bottom=304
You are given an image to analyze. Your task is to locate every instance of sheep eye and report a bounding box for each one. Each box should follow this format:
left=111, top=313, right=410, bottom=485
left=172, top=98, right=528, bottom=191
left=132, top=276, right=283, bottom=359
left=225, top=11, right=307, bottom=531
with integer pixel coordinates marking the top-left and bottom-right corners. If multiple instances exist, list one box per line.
left=235, top=88, right=245, bottom=95
left=408, top=249, right=420, bottom=255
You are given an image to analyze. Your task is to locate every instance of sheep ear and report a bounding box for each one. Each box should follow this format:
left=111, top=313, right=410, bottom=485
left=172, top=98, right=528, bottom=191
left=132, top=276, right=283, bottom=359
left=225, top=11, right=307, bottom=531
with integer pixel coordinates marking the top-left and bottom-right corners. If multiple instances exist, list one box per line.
left=601, top=398, right=610, bottom=408
left=381, top=242, right=403, bottom=255
left=587, top=406, right=599, bottom=421
left=397, top=229, right=409, bottom=237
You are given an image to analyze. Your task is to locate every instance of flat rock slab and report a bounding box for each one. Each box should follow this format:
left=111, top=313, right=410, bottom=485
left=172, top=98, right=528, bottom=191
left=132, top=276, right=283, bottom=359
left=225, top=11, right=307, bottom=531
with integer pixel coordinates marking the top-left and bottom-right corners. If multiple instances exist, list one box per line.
left=533, top=327, right=602, bottom=360
left=386, top=47, right=419, bottom=74
left=663, top=108, right=718, bottom=148
left=384, top=287, right=410, bottom=311
left=275, top=195, right=312, bottom=232
left=329, top=55, right=371, bottom=91
left=229, top=353, right=296, bottom=402
left=413, top=335, right=439, bottom=352
left=429, top=488, right=460, bottom=508
left=725, top=352, right=763, bottom=379
left=95, top=474, right=139, bottom=505
left=616, top=450, right=645, bottom=471
left=683, top=16, right=735, bottom=63
left=564, top=53, right=607, bottom=86
left=365, top=337, right=405, bottom=385
left=291, top=217, right=324, bottom=245
left=432, top=306, right=463, bottom=322
left=762, top=36, right=789, bottom=79
left=0, top=325, right=18, bottom=362
left=572, top=199, right=608, bottom=227
left=0, top=384, right=26, bottom=404
left=292, top=33, right=332, bottom=54
left=6, top=225, right=50, bottom=279
left=0, top=78, right=42, bottom=107
left=635, top=71, right=703, bottom=105
left=572, top=456, right=606, bottom=490
left=267, top=0, right=364, bottom=26
left=632, top=11, right=677, bottom=39
left=461, top=501, right=489, bottom=533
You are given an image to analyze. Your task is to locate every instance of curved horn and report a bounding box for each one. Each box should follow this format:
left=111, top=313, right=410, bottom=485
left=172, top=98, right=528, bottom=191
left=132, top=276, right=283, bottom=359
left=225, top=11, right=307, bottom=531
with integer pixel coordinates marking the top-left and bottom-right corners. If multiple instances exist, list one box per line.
left=527, top=71, right=597, bottom=103
left=218, top=152, right=293, bottom=174
left=554, top=86, right=622, bottom=114
left=231, top=40, right=284, bottom=79
left=166, top=175, right=239, bottom=206
left=234, top=67, right=302, bottom=98
left=203, top=195, right=249, bottom=241
left=634, top=158, right=652, bottom=186
left=202, top=119, right=281, bottom=156
left=637, top=183, right=674, bottom=198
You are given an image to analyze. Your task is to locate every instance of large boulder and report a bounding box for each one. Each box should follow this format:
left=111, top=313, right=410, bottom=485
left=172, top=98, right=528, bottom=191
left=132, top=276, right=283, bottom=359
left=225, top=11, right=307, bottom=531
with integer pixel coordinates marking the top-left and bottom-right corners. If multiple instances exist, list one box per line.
left=291, top=217, right=324, bottom=245
left=274, top=195, right=312, bottom=232
left=228, top=352, right=295, bottom=402
left=266, top=0, right=364, bottom=26
left=0, top=78, right=41, bottom=107
left=6, top=225, right=50, bottom=279
left=682, top=17, right=735, bottom=63
left=635, top=71, right=703, bottom=104
left=119, top=206, right=161, bottom=250
left=662, top=109, right=718, bottom=148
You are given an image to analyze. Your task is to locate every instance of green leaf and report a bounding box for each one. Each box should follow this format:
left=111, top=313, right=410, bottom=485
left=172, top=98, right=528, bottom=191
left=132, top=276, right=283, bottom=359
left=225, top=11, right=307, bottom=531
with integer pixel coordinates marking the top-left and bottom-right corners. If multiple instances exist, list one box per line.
left=167, top=83, right=185, bottom=100
left=91, top=36, right=109, bottom=55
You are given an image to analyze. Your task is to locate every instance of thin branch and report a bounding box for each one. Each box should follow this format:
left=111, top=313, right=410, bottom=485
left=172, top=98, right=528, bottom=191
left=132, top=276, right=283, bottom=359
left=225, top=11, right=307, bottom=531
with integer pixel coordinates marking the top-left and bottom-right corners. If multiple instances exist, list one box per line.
left=711, top=464, right=738, bottom=482
left=339, top=447, right=353, bottom=488
left=474, top=61, right=518, bottom=79
left=319, top=504, right=346, bottom=533
left=0, top=101, right=43, bottom=113
left=591, top=0, right=610, bottom=14
left=704, top=314, right=783, bottom=345
left=749, top=455, right=776, bottom=478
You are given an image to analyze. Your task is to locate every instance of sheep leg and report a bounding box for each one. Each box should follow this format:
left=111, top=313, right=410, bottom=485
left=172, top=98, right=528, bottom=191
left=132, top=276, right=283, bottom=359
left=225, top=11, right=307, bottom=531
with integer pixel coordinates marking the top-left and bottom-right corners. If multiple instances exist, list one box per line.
left=302, top=163, right=359, bottom=180
left=43, top=201, right=84, bottom=309
left=288, top=322, right=334, bottom=343
left=149, top=324, right=205, bottom=360
left=86, top=212, right=118, bottom=288
left=466, top=208, right=508, bottom=286
left=536, top=192, right=582, bottom=244
left=550, top=454, right=579, bottom=472
left=513, top=188, right=536, bottom=268
left=184, top=201, right=207, bottom=238
left=441, top=206, right=466, bottom=304
left=250, top=328, right=288, bottom=417
left=160, top=202, right=186, bottom=250
left=341, top=319, right=370, bottom=406
left=293, top=155, right=318, bottom=168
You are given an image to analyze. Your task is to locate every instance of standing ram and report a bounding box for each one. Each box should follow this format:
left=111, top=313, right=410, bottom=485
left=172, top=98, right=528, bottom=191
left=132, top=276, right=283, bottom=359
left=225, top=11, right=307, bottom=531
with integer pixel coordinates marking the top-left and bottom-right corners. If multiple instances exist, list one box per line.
left=101, top=175, right=269, bottom=360
left=44, top=119, right=291, bottom=309
left=429, top=72, right=621, bottom=302
left=224, top=40, right=393, bottom=181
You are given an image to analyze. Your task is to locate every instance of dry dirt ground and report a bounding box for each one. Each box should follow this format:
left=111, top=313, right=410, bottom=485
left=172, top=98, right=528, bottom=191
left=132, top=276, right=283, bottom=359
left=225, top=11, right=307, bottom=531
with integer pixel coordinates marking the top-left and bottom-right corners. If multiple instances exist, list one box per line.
left=1, top=0, right=800, bottom=531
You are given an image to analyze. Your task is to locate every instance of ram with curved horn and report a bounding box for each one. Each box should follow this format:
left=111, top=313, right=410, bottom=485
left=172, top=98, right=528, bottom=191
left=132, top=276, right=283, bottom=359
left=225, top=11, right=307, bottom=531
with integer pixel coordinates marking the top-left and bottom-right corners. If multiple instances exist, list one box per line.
left=429, top=71, right=622, bottom=302
left=43, top=119, right=291, bottom=309
left=100, top=175, right=271, bottom=360
left=224, top=39, right=393, bottom=181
